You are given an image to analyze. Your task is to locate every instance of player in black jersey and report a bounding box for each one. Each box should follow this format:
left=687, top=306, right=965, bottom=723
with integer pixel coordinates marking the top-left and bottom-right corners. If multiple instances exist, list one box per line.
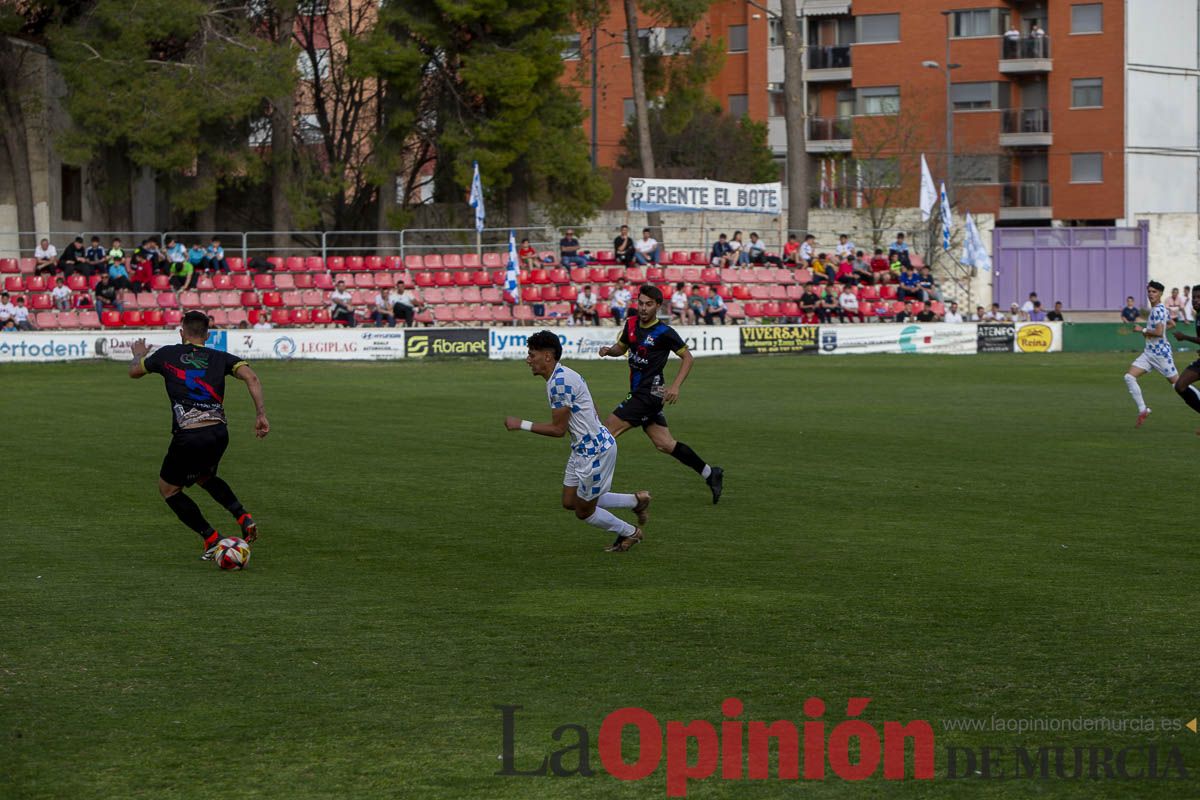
left=1172, top=285, right=1200, bottom=420
left=599, top=285, right=724, bottom=503
left=129, top=311, right=269, bottom=559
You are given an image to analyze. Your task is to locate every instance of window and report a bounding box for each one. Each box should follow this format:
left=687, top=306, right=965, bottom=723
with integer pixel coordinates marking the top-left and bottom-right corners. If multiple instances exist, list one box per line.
left=60, top=165, right=82, bottom=222
left=728, top=94, right=749, bottom=118
left=622, top=28, right=650, bottom=57
left=296, top=0, right=329, bottom=13
left=1071, top=4, right=1103, bottom=33
left=768, top=85, right=786, bottom=117
left=560, top=33, right=581, bottom=61
left=622, top=98, right=636, bottom=123
left=662, top=27, right=691, bottom=55
left=952, top=8, right=1006, bottom=38
left=858, top=158, right=900, bottom=188
left=728, top=24, right=748, bottom=53
left=1071, top=152, right=1103, bottom=182
left=1071, top=77, right=1103, bottom=107
left=953, top=155, right=1007, bottom=185
left=768, top=18, right=783, bottom=47
left=950, top=82, right=1009, bottom=110
left=856, top=14, right=899, bottom=44
left=248, top=116, right=272, bottom=147
left=297, top=49, right=330, bottom=80
left=298, top=113, right=323, bottom=144
left=857, top=86, right=899, bottom=115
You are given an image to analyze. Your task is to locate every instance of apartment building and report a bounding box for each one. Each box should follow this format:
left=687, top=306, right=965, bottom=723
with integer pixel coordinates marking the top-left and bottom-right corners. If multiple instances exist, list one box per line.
left=568, top=0, right=1200, bottom=227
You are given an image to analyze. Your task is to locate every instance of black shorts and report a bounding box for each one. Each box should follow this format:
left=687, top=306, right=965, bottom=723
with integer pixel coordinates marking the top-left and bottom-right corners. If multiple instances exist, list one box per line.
left=160, top=425, right=229, bottom=487
left=613, top=391, right=668, bottom=429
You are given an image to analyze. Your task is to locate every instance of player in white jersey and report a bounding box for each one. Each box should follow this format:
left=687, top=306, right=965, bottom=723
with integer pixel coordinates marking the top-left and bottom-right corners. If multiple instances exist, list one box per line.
left=1125, top=281, right=1187, bottom=426
left=505, top=330, right=650, bottom=552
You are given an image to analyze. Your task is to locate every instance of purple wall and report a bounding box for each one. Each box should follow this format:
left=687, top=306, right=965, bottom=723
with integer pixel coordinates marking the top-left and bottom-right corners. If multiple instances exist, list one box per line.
left=992, top=222, right=1148, bottom=312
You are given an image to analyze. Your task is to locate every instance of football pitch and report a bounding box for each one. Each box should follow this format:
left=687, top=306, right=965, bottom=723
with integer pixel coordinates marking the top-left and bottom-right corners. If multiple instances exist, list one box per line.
left=3, top=353, right=1199, bottom=799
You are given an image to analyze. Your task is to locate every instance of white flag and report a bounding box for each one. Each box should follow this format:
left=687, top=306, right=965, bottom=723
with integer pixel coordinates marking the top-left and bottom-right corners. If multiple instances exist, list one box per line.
left=939, top=182, right=952, bottom=252
left=961, top=213, right=992, bottom=272
left=919, top=154, right=937, bottom=222
left=504, top=230, right=521, bottom=303
left=469, top=161, right=485, bottom=233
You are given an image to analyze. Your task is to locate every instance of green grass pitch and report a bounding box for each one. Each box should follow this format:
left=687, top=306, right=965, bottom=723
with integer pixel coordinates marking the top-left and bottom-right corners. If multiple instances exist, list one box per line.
left=2, top=353, right=1199, bottom=799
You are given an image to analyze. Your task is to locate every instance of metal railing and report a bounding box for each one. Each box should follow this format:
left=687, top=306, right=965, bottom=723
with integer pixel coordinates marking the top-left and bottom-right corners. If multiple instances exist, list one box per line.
left=808, top=116, right=853, bottom=141
left=807, top=45, right=852, bottom=70
left=1000, top=182, right=1052, bottom=208
left=1001, top=35, right=1051, bottom=60
left=1001, top=108, right=1051, bottom=134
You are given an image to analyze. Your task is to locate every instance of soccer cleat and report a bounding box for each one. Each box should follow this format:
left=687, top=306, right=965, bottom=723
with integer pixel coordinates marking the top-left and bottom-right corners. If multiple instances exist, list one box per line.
left=1136, top=409, right=1151, bottom=427
left=200, top=542, right=220, bottom=561
left=633, top=490, right=652, bottom=525
left=238, top=513, right=257, bottom=543
left=706, top=466, right=724, bottom=505
left=605, top=528, right=644, bottom=553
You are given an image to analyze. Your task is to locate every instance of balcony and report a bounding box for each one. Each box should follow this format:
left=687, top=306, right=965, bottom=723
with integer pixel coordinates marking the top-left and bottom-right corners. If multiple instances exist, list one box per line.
left=1000, top=36, right=1052, bottom=73
left=999, top=108, right=1052, bottom=147
left=806, top=117, right=852, bottom=152
left=998, top=181, right=1052, bottom=221
left=806, top=45, right=852, bottom=82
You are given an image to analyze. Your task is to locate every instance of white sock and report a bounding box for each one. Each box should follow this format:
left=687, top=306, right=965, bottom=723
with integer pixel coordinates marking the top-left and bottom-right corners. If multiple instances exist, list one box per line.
left=598, top=492, right=637, bottom=509
left=584, top=508, right=636, bottom=537
left=1190, top=386, right=1200, bottom=402
left=701, top=465, right=712, bottom=479
left=1125, top=373, right=1147, bottom=413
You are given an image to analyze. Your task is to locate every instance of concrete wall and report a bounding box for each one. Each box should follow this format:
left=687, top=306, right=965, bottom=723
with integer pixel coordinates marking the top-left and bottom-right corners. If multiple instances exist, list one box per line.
left=1134, top=212, right=1200, bottom=295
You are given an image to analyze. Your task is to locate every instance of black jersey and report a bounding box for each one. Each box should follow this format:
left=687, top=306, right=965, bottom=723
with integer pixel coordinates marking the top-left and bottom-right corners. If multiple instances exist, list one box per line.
left=618, top=317, right=687, bottom=396
left=142, top=343, right=248, bottom=433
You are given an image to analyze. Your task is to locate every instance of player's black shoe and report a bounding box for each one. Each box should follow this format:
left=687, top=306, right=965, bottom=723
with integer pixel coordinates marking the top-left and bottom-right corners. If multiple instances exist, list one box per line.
left=200, top=541, right=220, bottom=561
left=706, top=466, right=724, bottom=505
left=238, top=513, right=257, bottom=543
left=605, top=528, right=644, bottom=552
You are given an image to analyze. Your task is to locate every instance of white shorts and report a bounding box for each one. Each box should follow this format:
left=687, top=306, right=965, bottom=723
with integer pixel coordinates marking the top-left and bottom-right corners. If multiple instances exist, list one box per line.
left=1132, top=350, right=1178, bottom=378
left=563, top=444, right=617, bottom=501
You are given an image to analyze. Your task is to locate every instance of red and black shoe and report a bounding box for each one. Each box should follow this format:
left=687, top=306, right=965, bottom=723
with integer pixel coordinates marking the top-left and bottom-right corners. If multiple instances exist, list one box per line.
left=238, top=513, right=258, bottom=544
left=200, top=531, right=221, bottom=561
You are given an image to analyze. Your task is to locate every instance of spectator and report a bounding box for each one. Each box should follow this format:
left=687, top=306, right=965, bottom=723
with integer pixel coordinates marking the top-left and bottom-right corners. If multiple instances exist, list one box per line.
left=139, top=239, right=166, bottom=274
left=970, top=305, right=985, bottom=321
left=106, top=238, right=125, bottom=272
left=613, top=225, right=635, bottom=268
left=51, top=276, right=72, bottom=311
left=1166, top=287, right=1184, bottom=322
left=168, top=257, right=195, bottom=291
left=821, top=283, right=842, bottom=322
left=518, top=238, right=539, bottom=270
left=58, top=236, right=85, bottom=276
left=838, top=284, right=862, bottom=322
left=1046, top=301, right=1065, bottom=321
left=83, top=236, right=106, bottom=278
left=392, top=281, right=422, bottom=327
left=894, top=300, right=916, bottom=323
left=834, top=254, right=856, bottom=285
left=810, top=253, right=834, bottom=284
left=918, top=267, right=942, bottom=302
left=634, top=228, right=659, bottom=265
left=1010, top=302, right=1025, bottom=322
left=745, top=232, right=781, bottom=266
left=1120, top=296, right=1139, bottom=323
left=93, top=273, right=122, bottom=318
left=799, top=233, right=816, bottom=264
left=1030, top=21, right=1045, bottom=37
left=330, top=280, right=356, bottom=327
left=203, top=238, right=229, bottom=273
left=984, top=302, right=1005, bottom=321
left=371, top=287, right=396, bottom=327
left=897, top=265, right=922, bottom=301
left=165, top=237, right=187, bottom=272
left=248, top=254, right=273, bottom=274
left=611, top=278, right=633, bottom=324
left=869, top=248, right=891, bottom=282
left=0, top=292, right=15, bottom=326
left=188, top=243, right=206, bottom=271
left=728, top=231, right=748, bottom=266
left=11, top=296, right=34, bottom=330
left=559, top=228, right=587, bottom=269
left=669, top=281, right=688, bottom=323
left=709, top=233, right=733, bottom=268
left=1185, top=287, right=1196, bottom=323
left=799, top=282, right=824, bottom=323
left=34, top=237, right=58, bottom=275
left=916, top=303, right=939, bottom=322
left=835, top=233, right=855, bottom=260
left=704, top=286, right=727, bottom=325
left=1028, top=300, right=1047, bottom=322
left=943, top=301, right=964, bottom=324
left=781, top=233, right=801, bottom=265
left=574, top=284, right=600, bottom=326
left=1020, top=291, right=1039, bottom=317
left=888, top=232, right=912, bottom=268
left=0, top=318, right=14, bottom=332
left=851, top=250, right=874, bottom=284
left=1004, top=23, right=1021, bottom=57
left=128, top=252, right=153, bottom=294
left=253, top=315, right=273, bottom=330
left=687, top=284, right=706, bottom=323
left=108, top=253, right=133, bottom=292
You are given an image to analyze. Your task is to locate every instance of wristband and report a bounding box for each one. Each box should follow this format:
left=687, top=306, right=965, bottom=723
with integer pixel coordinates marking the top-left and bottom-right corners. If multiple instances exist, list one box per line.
left=520, top=420, right=533, bottom=432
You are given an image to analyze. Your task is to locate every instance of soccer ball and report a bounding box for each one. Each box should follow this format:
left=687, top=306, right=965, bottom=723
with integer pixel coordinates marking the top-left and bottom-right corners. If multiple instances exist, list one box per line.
left=214, top=537, right=251, bottom=571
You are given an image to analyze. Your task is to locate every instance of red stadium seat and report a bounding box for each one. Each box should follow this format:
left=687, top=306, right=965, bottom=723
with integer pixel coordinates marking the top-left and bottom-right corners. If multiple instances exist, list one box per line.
left=733, top=286, right=752, bottom=301
left=541, top=286, right=561, bottom=302
left=218, top=291, right=239, bottom=307
left=769, top=285, right=787, bottom=301
left=605, top=267, right=624, bottom=282
left=492, top=305, right=513, bottom=323
left=26, top=275, right=47, bottom=291
left=268, top=308, right=289, bottom=325
left=313, top=274, right=334, bottom=290
left=569, top=267, right=588, bottom=283
left=664, top=267, right=684, bottom=284
left=646, top=267, right=664, bottom=282
left=550, top=268, right=570, bottom=285
left=452, top=306, right=473, bottom=324
left=491, top=270, right=506, bottom=286
left=880, top=285, right=898, bottom=300
left=200, top=292, right=221, bottom=309
left=0, top=258, right=17, bottom=273
left=669, top=251, right=689, bottom=266
left=311, top=308, right=332, bottom=325
left=365, top=256, right=384, bottom=271
left=471, top=270, right=491, bottom=287
left=164, top=309, right=183, bottom=326
left=424, top=254, right=444, bottom=270
left=625, top=267, right=645, bottom=283
left=303, top=256, right=324, bottom=271
left=101, top=310, right=122, bottom=327
left=208, top=273, right=231, bottom=290
left=513, top=305, right=535, bottom=324
left=156, top=292, right=179, bottom=309
left=522, top=286, right=542, bottom=302
left=371, top=272, right=391, bottom=289
left=30, top=293, right=52, bottom=310
left=471, top=306, right=491, bottom=324
left=403, top=255, right=424, bottom=270
left=227, top=257, right=245, bottom=272
left=301, top=289, right=324, bottom=307
left=461, top=253, right=481, bottom=269
left=253, top=273, right=274, bottom=290
left=208, top=309, right=229, bottom=327
left=3, top=276, right=23, bottom=292
left=597, top=303, right=612, bottom=320
left=265, top=257, right=282, bottom=272
left=67, top=274, right=87, bottom=291
left=461, top=286, right=482, bottom=304
left=195, top=275, right=214, bottom=291
left=241, top=291, right=261, bottom=308
left=481, top=253, right=502, bottom=268
left=143, top=309, right=165, bottom=326
left=453, top=270, right=473, bottom=287
left=588, top=267, right=606, bottom=283
left=598, top=286, right=611, bottom=300
left=262, top=291, right=283, bottom=307
left=230, top=274, right=251, bottom=290
left=273, top=273, right=294, bottom=290
left=326, top=256, right=347, bottom=272
left=285, top=256, right=304, bottom=272
left=18, top=258, right=36, bottom=273
left=560, top=285, right=578, bottom=303
left=352, top=273, right=374, bottom=289
left=289, top=308, right=311, bottom=325
left=529, top=269, right=550, bottom=285
left=538, top=251, right=558, bottom=266
left=594, top=250, right=614, bottom=264
left=780, top=301, right=800, bottom=318
left=293, top=273, right=314, bottom=289
left=179, top=290, right=201, bottom=307
left=414, top=271, right=434, bottom=287
left=344, top=256, right=364, bottom=272
left=434, top=271, right=454, bottom=287
left=689, top=251, right=708, bottom=266
left=481, top=287, right=502, bottom=304
left=423, top=288, right=444, bottom=304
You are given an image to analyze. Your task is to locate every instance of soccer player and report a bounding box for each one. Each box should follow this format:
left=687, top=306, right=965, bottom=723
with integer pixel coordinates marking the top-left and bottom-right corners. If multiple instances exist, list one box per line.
left=129, top=310, right=268, bottom=559
left=599, top=285, right=724, bottom=503
left=1125, top=281, right=1188, bottom=427
left=1171, top=285, right=1200, bottom=420
left=504, top=330, right=649, bottom=552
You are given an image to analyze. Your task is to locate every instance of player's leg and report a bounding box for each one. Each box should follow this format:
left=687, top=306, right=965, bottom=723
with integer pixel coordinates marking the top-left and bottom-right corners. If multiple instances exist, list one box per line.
left=159, top=478, right=222, bottom=557
left=570, top=449, right=642, bottom=551
left=645, top=422, right=724, bottom=504
left=1125, top=359, right=1151, bottom=423
left=159, top=435, right=223, bottom=556
left=604, top=412, right=635, bottom=439
left=190, top=426, right=257, bottom=541
left=1173, top=363, right=1200, bottom=415
left=598, top=489, right=652, bottom=525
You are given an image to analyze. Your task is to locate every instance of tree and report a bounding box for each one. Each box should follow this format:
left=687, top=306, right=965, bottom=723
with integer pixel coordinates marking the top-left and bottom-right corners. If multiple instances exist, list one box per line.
left=617, top=108, right=777, bottom=183
left=779, top=0, right=807, bottom=234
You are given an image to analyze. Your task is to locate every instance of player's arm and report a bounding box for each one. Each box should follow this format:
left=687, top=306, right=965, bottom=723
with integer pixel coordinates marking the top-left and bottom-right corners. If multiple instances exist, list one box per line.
left=128, top=338, right=151, bottom=378
left=1174, top=329, right=1200, bottom=343
left=664, top=347, right=693, bottom=404
left=505, top=406, right=570, bottom=438
left=233, top=364, right=270, bottom=438
left=599, top=331, right=629, bottom=358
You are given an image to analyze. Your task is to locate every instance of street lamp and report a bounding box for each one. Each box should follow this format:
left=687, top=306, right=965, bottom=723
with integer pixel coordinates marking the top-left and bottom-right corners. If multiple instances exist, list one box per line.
left=924, top=10, right=961, bottom=201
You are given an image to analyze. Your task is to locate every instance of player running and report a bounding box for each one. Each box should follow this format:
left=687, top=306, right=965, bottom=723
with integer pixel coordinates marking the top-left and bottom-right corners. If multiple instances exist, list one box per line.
left=1125, top=280, right=1190, bottom=427
left=129, top=310, right=268, bottom=559
left=598, top=285, right=724, bottom=503
left=1171, top=284, right=1200, bottom=424
left=505, top=330, right=649, bottom=553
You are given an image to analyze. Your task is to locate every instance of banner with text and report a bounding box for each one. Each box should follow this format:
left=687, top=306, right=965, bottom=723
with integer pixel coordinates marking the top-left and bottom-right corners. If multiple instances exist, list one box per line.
left=626, top=178, right=782, bottom=215
left=487, top=325, right=740, bottom=361
left=817, top=323, right=978, bottom=355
